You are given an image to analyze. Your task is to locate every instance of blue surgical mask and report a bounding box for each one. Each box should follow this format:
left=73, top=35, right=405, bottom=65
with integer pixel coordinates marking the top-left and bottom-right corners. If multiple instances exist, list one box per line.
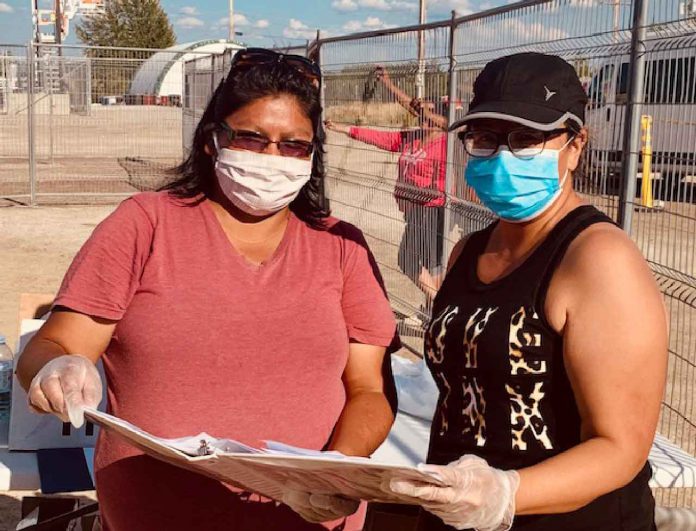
left=465, top=145, right=569, bottom=223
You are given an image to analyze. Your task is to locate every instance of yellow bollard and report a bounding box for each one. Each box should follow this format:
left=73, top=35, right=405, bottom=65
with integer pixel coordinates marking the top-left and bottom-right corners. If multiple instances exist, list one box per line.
left=640, top=114, right=654, bottom=209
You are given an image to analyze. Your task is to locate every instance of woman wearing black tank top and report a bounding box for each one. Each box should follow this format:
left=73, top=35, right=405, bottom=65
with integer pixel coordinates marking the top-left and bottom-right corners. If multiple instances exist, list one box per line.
left=382, top=53, right=667, bottom=530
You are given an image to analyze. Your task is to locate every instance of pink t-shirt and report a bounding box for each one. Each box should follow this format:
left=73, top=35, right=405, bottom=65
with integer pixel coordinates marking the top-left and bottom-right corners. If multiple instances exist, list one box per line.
left=349, top=126, right=446, bottom=208
left=54, top=191, right=396, bottom=531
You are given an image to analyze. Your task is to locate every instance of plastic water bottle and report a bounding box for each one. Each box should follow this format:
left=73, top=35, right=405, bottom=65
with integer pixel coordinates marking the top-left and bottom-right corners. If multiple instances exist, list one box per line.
left=0, top=335, right=13, bottom=424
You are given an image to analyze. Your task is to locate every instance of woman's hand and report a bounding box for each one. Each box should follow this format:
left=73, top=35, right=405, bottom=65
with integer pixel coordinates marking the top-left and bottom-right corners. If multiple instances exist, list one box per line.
left=27, top=354, right=102, bottom=428
left=282, top=489, right=359, bottom=523
left=384, top=455, right=520, bottom=531
left=324, top=120, right=351, bottom=135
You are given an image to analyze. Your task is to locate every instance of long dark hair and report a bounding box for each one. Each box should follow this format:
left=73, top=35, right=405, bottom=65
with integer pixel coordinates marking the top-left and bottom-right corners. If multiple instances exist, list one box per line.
left=163, top=59, right=330, bottom=227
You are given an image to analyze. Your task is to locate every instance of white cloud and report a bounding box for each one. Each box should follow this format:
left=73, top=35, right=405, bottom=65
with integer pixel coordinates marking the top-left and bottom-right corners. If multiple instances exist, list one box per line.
left=283, top=18, right=317, bottom=39
left=0, top=2, right=14, bottom=13
left=214, top=13, right=253, bottom=29
left=179, top=6, right=198, bottom=15
left=429, top=0, right=473, bottom=15
left=233, top=13, right=250, bottom=26
left=289, top=18, right=308, bottom=30
left=332, top=0, right=358, bottom=11
left=343, top=20, right=364, bottom=31
left=255, top=19, right=270, bottom=29
left=364, top=15, right=385, bottom=27
left=349, top=0, right=417, bottom=10
left=177, top=16, right=204, bottom=28
left=359, top=0, right=391, bottom=9
left=390, top=0, right=418, bottom=9
left=342, top=16, right=394, bottom=32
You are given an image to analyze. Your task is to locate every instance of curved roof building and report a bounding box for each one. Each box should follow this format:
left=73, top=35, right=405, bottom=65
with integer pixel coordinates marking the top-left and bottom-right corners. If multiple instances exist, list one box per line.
left=128, top=39, right=243, bottom=97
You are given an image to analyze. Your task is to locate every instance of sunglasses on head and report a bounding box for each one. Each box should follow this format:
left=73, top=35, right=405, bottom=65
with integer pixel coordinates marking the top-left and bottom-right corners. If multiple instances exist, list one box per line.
left=211, top=122, right=314, bottom=159
left=231, top=48, right=321, bottom=88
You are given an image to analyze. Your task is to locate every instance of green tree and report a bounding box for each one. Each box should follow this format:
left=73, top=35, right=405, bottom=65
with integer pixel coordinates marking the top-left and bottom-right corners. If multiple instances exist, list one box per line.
left=76, top=0, right=176, bottom=101
left=76, top=0, right=175, bottom=50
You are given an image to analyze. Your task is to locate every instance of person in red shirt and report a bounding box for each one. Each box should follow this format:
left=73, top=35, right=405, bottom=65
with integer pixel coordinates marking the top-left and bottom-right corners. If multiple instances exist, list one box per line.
left=326, top=66, right=447, bottom=327
left=17, top=48, right=397, bottom=531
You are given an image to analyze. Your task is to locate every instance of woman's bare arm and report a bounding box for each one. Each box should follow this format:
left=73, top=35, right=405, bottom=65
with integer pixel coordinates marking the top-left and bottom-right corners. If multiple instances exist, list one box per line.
left=17, top=310, right=115, bottom=390
left=328, top=343, right=394, bottom=456
left=514, top=224, right=667, bottom=514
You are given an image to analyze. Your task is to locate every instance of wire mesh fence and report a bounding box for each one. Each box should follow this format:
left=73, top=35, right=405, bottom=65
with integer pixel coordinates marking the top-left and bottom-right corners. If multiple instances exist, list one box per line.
left=183, top=49, right=232, bottom=154
left=317, top=0, right=696, bottom=507
left=322, top=24, right=455, bottom=348
left=0, top=42, right=240, bottom=203
left=0, top=44, right=32, bottom=201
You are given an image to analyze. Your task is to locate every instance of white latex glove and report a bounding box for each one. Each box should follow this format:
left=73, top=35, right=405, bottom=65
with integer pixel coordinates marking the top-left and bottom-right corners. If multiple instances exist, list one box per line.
left=282, top=489, right=359, bottom=523
left=27, top=355, right=102, bottom=428
left=385, top=455, right=520, bottom=531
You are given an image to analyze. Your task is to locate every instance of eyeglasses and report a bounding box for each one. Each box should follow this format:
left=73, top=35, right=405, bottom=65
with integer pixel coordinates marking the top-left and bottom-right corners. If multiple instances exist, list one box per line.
left=215, top=123, right=314, bottom=159
left=458, top=128, right=571, bottom=158
left=231, top=48, right=321, bottom=88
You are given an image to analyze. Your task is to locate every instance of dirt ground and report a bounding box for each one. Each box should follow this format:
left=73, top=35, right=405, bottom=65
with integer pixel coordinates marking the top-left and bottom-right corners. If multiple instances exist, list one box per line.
left=0, top=203, right=116, bottom=353
left=0, top=203, right=113, bottom=529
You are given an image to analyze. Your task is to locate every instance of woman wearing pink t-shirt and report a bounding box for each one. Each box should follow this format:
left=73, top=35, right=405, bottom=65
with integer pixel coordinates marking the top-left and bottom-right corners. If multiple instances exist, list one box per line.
left=326, top=66, right=447, bottom=327
left=17, top=49, right=397, bottom=531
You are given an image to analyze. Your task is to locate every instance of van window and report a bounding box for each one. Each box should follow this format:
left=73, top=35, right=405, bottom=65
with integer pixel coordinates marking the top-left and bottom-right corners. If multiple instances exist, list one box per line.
left=588, top=64, right=614, bottom=106
left=617, top=57, right=696, bottom=104
left=618, top=63, right=629, bottom=99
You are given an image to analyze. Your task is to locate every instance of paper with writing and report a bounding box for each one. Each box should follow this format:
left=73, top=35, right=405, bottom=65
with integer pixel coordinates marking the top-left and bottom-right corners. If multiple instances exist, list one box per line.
left=84, top=407, right=444, bottom=504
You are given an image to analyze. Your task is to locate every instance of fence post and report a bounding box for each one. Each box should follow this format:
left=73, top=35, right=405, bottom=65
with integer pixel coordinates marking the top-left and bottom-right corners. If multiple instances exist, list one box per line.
left=441, top=11, right=459, bottom=265
left=26, top=42, right=36, bottom=206
left=86, top=56, right=92, bottom=116
left=316, top=31, right=329, bottom=213
left=617, top=0, right=648, bottom=230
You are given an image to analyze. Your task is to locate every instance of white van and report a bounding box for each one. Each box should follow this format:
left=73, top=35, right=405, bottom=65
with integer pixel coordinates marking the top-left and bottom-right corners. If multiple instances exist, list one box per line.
left=585, top=35, right=696, bottom=199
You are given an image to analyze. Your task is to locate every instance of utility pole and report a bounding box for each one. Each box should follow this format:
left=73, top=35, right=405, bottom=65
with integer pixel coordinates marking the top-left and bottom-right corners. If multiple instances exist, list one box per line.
left=31, top=0, right=39, bottom=44
left=55, top=0, right=62, bottom=45
left=613, top=0, right=620, bottom=41
left=416, top=0, right=426, bottom=99
left=228, top=0, right=235, bottom=41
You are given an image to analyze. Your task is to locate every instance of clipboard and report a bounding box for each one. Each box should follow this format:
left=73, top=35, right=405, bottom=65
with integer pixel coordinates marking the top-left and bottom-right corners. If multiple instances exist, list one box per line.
left=83, top=408, right=444, bottom=504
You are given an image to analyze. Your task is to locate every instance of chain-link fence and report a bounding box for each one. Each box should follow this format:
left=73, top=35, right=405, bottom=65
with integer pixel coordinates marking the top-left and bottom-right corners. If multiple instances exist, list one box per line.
left=0, top=41, right=241, bottom=204
left=317, top=0, right=696, bottom=508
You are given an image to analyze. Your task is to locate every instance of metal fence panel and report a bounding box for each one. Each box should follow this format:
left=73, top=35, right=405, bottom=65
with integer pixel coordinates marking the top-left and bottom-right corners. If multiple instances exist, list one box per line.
left=28, top=44, right=186, bottom=201
left=321, top=25, right=454, bottom=351
left=0, top=44, right=31, bottom=202
left=318, top=0, right=696, bottom=507
left=0, top=43, right=240, bottom=204
left=183, top=52, right=229, bottom=154
left=625, top=21, right=696, bottom=511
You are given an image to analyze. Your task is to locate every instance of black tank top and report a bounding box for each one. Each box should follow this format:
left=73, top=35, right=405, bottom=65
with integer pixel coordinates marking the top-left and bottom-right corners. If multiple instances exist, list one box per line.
left=420, top=206, right=656, bottom=531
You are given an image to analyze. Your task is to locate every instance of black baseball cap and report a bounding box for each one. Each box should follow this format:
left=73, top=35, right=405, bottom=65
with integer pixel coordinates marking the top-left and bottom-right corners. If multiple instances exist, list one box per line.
left=450, top=52, right=588, bottom=132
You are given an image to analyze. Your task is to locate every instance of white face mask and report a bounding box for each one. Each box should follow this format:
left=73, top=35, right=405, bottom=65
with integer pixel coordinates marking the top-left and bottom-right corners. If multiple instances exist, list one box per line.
left=214, top=145, right=313, bottom=217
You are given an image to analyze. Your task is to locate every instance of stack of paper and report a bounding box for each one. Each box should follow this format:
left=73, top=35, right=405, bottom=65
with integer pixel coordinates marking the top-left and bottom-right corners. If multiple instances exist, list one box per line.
left=84, top=408, right=444, bottom=504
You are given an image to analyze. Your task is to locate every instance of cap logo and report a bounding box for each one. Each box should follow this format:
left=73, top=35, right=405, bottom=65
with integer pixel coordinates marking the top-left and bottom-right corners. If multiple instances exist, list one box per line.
left=544, top=86, right=557, bottom=101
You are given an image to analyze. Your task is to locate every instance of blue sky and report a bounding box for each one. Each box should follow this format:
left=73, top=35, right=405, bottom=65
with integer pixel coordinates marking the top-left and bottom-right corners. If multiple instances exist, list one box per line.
left=0, top=0, right=511, bottom=47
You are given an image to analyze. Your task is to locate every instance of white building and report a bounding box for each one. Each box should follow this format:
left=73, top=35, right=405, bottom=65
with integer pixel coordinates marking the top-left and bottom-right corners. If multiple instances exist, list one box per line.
left=128, top=39, right=243, bottom=99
